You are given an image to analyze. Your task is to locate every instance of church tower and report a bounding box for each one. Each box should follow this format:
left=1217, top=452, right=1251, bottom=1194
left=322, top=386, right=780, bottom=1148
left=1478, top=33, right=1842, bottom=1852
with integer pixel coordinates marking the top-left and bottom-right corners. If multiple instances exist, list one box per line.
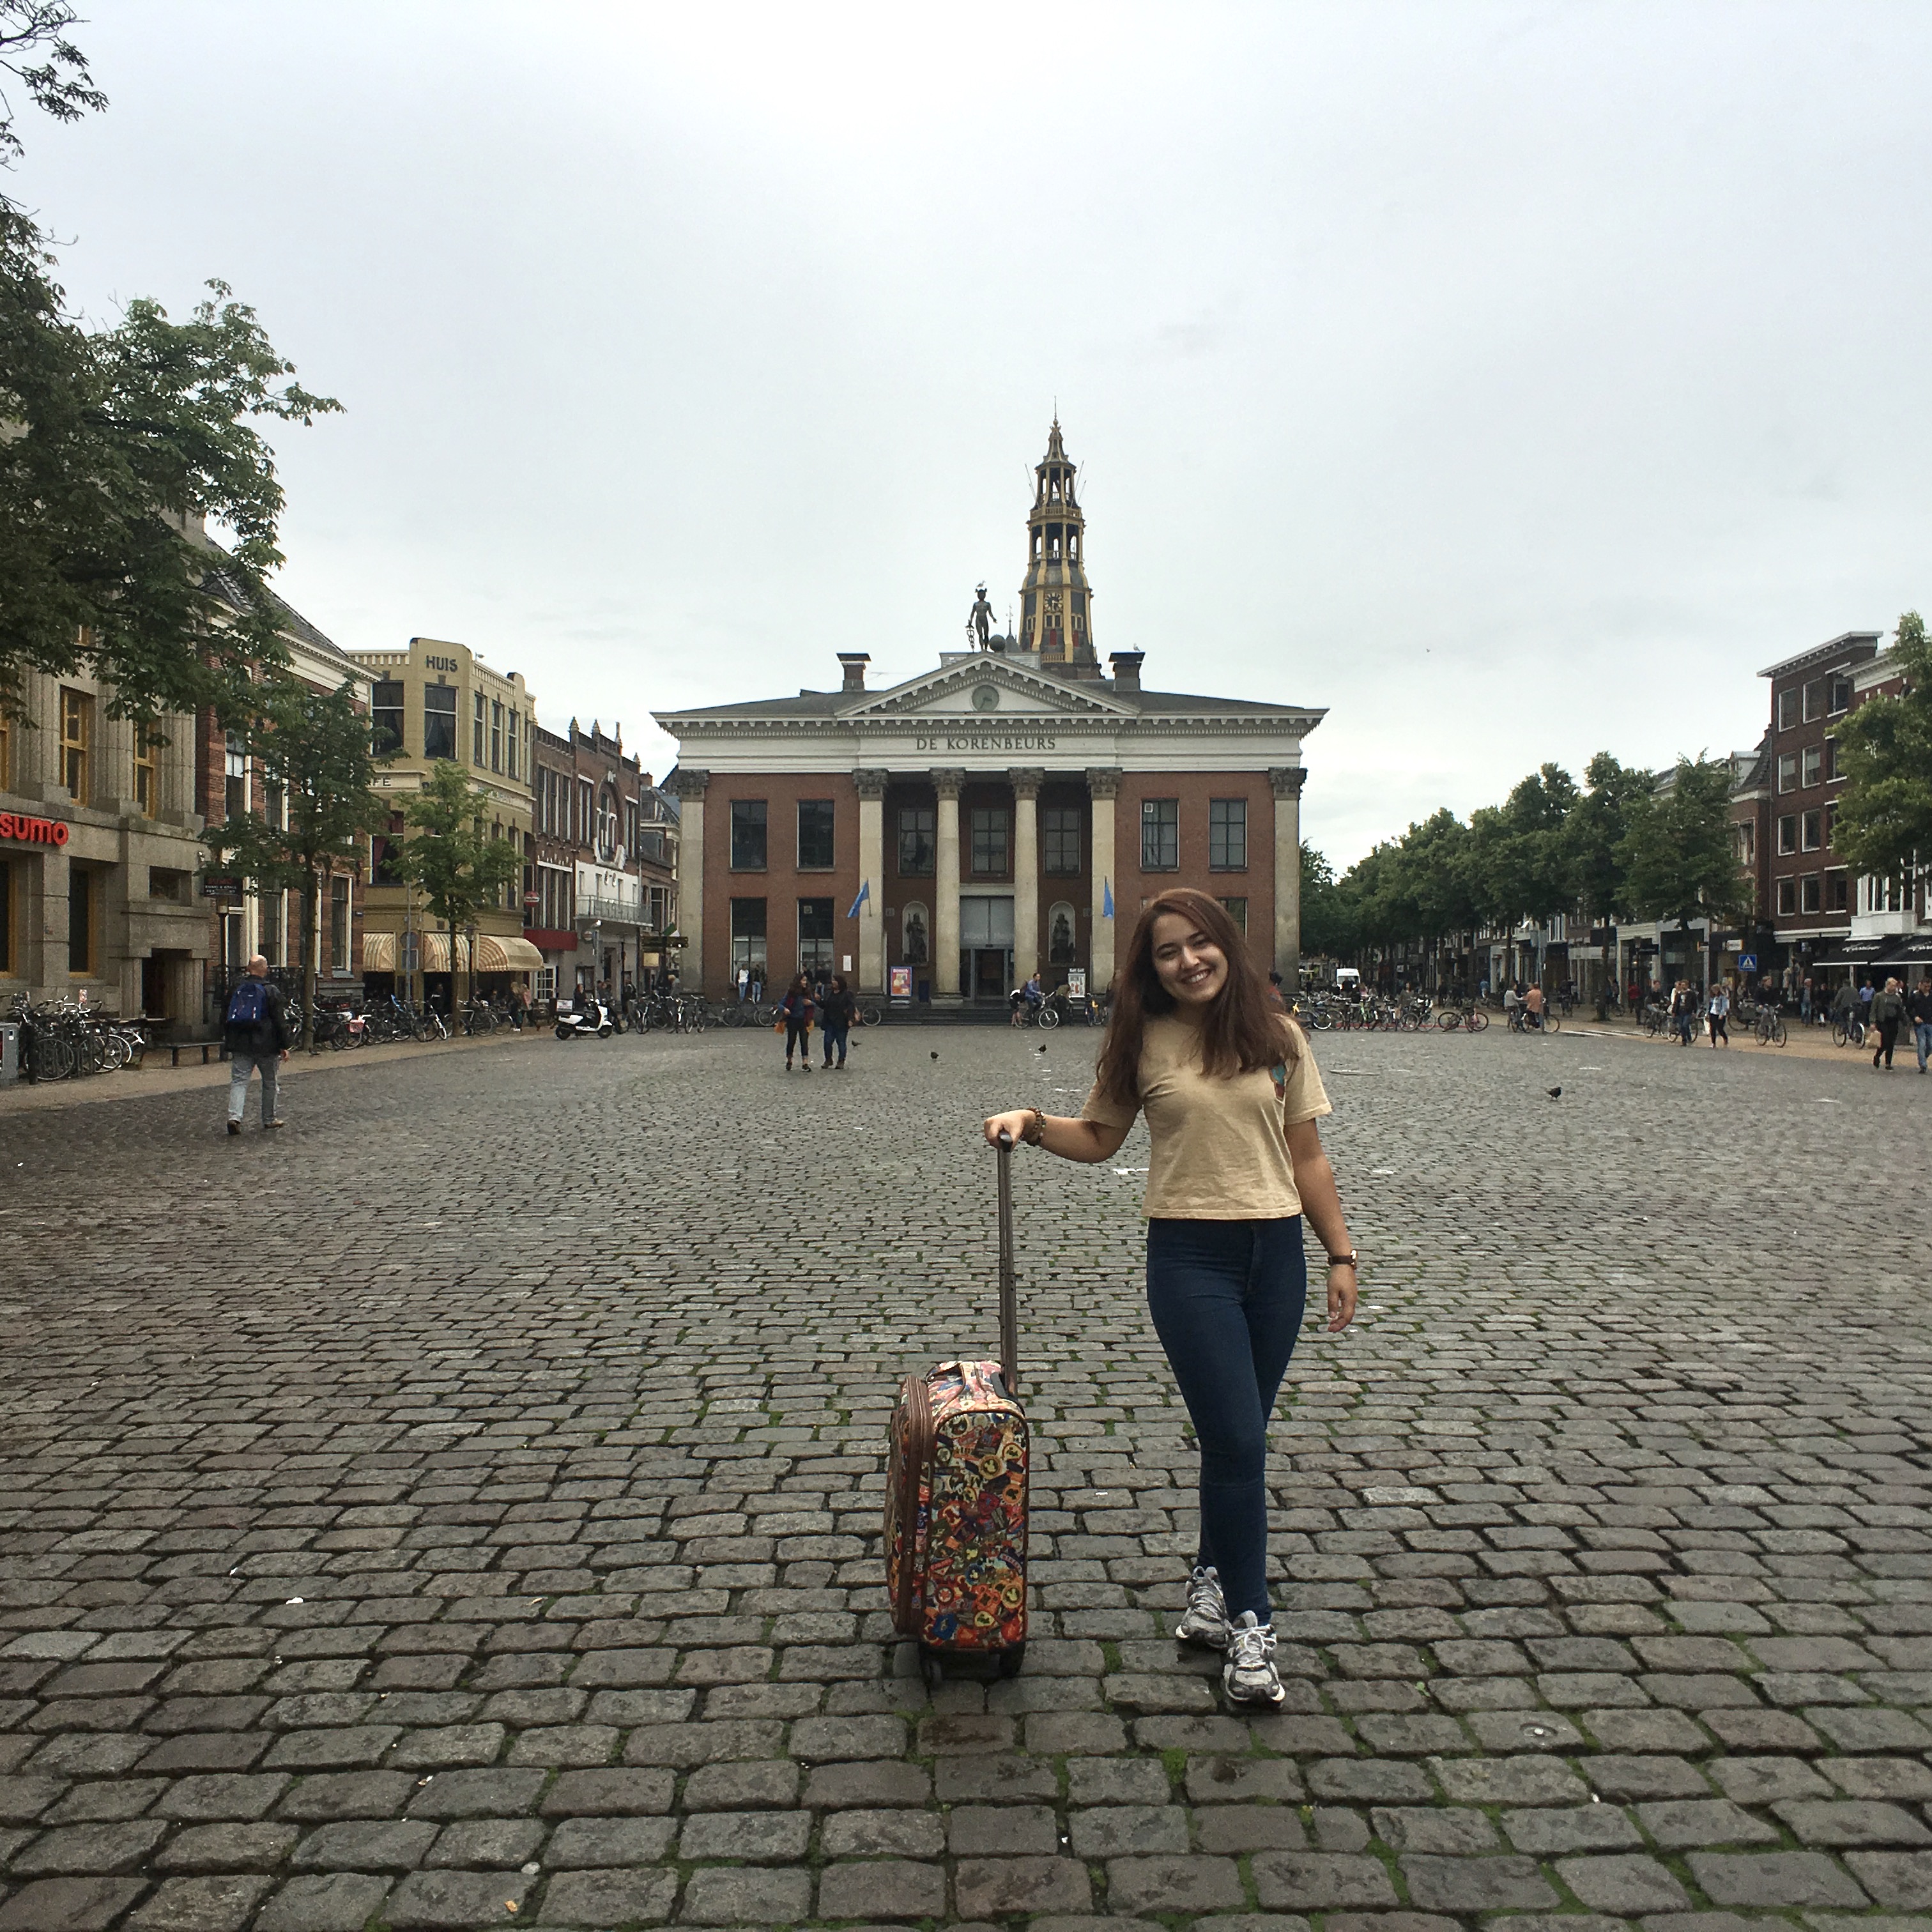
left=1018, top=419, right=1100, bottom=677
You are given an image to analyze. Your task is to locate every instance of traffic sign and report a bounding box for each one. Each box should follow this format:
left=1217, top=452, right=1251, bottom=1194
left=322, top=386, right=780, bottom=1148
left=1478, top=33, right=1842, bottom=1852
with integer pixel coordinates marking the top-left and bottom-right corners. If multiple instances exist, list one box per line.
left=1738, top=953, right=1757, bottom=972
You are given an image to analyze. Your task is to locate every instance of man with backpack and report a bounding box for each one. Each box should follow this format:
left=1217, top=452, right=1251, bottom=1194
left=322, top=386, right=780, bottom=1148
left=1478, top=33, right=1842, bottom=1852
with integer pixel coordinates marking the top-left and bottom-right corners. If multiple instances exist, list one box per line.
left=225, top=955, right=292, bottom=1135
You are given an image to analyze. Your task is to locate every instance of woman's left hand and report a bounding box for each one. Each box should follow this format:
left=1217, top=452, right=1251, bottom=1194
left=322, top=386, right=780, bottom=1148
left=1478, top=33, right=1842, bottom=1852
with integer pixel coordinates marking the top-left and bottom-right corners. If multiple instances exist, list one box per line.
left=1326, top=1262, right=1357, bottom=1331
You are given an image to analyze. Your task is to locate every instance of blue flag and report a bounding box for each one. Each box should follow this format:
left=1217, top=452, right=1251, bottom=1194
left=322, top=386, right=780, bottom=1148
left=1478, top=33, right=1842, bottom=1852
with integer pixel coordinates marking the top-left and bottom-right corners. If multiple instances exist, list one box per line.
left=847, top=879, right=870, bottom=919
left=1102, top=878, right=1114, bottom=919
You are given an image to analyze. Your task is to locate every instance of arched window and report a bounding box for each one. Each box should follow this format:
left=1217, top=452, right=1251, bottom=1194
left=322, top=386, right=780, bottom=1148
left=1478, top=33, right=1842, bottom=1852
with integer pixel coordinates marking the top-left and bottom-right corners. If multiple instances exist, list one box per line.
left=1048, top=901, right=1077, bottom=965
left=902, top=903, right=929, bottom=965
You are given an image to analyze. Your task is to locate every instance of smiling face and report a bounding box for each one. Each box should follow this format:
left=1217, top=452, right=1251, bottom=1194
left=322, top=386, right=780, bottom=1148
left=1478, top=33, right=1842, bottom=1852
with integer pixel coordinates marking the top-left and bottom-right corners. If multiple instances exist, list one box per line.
left=1149, top=911, right=1227, bottom=1011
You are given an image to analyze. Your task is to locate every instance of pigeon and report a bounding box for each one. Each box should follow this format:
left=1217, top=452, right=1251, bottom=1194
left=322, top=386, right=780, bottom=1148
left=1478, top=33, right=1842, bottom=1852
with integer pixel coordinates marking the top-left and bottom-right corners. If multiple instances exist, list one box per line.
left=1037, top=1045, right=1047, bottom=1054
left=930, top=1051, right=939, bottom=1061
left=1547, top=1086, right=1561, bottom=1100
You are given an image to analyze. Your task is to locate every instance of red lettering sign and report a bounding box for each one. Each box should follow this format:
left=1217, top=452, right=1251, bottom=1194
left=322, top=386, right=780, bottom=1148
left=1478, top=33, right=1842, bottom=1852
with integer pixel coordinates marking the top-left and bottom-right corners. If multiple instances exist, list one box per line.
left=0, top=812, right=69, bottom=847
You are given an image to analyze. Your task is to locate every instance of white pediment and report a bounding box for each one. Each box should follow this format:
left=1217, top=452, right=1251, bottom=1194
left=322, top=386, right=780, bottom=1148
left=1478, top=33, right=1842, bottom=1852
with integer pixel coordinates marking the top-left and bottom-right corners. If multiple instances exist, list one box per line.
left=850, top=656, right=1133, bottom=721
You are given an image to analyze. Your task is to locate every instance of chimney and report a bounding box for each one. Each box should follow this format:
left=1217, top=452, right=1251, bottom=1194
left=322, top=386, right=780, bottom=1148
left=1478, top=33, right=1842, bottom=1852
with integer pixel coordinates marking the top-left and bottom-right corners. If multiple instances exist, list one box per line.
left=1110, top=650, right=1144, bottom=693
left=838, top=652, right=871, bottom=693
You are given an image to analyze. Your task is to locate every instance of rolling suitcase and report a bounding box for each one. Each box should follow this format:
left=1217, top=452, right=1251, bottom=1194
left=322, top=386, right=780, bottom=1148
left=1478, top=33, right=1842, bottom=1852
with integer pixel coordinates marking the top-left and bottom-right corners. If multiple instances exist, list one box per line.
left=885, top=1130, right=1029, bottom=1685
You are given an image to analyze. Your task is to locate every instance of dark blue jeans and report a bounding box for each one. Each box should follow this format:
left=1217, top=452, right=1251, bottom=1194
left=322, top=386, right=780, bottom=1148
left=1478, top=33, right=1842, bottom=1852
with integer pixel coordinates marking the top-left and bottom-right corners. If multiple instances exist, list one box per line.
left=1146, top=1216, right=1307, bottom=1622
left=821, top=1022, right=849, bottom=1065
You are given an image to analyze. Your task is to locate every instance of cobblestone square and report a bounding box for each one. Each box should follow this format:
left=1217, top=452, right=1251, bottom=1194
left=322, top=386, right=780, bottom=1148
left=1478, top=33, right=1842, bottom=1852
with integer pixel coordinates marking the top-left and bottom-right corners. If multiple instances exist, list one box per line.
left=0, top=1023, right=1927, bottom=1930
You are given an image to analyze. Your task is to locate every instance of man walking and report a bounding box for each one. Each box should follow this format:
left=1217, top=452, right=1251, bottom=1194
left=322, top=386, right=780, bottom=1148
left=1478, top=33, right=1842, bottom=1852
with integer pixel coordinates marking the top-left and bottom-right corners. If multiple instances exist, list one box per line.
left=224, top=956, right=291, bottom=1135
left=1910, top=977, right=1932, bottom=1075
left=1869, top=976, right=1906, bottom=1071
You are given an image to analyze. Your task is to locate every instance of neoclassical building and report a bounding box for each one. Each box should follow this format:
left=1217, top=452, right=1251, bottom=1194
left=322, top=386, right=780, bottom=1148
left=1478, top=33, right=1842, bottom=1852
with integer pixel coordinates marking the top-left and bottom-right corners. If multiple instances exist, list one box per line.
left=656, top=424, right=1324, bottom=1004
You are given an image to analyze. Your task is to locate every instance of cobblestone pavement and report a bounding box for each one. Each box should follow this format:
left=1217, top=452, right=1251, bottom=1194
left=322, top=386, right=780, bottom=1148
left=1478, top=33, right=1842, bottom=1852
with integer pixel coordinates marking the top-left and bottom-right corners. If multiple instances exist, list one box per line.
left=0, top=1022, right=1928, bottom=1932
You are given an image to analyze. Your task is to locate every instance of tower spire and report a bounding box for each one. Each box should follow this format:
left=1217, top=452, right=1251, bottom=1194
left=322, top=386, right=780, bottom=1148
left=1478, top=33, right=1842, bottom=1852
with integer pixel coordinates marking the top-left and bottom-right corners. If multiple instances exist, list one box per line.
left=1017, top=418, right=1096, bottom=677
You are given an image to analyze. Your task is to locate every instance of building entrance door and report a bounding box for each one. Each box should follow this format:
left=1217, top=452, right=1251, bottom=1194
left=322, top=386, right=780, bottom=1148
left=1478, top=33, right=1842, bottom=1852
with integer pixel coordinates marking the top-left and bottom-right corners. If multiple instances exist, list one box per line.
left=959, top=896, right=1015, bottom=1002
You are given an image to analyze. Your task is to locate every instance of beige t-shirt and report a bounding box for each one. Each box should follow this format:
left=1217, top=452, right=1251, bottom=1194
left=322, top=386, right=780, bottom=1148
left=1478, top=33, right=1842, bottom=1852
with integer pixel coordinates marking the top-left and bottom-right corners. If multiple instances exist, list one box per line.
left=1081, top=1014, right=1332, bottom=1219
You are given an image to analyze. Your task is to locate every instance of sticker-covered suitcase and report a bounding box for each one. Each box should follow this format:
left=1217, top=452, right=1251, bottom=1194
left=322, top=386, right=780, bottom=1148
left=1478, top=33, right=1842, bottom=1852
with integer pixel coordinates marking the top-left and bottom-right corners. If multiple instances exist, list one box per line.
left=884, top=1133, right=1028, bottom=1683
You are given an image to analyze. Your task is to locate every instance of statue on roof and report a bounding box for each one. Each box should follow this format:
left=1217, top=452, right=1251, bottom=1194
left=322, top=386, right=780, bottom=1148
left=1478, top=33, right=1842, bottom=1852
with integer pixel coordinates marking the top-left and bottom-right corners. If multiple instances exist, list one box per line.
left=967, top=583, right=1001, bottom=652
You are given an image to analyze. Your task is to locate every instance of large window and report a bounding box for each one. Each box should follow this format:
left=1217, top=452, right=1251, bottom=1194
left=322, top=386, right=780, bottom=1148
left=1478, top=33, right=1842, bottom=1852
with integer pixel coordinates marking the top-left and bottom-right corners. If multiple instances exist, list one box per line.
left=507, top=709, right=520, bottom=779
left=730, top=898, right=767, bottom=974
left=1829, top=675, right=1853, bottom=715
left=1209, top=799, right=1247, bottom=871
left=424, top=685, right=458, bottom=760
left=1043, top=805, right=1082, bottom=875
left=224, top=732, right=247, bottom=821
left=1801, top=810, right=1822, bottom=852
left=372, top=681, right=404, bottom=757
left=330, top=876, right=350, bottom=972
left=132, top=723, right=158, bottom=818
left=1777, top=689, right=1800, bottom=731
left=898, top=806, right=935, bottom=875
left=260, top=888, right=284, bottom=965
left=1776, top=753, right=1797, bottom=793
left=1218, top=896, right=1248, bottom=935
left=59, top=687, right=90, bottom=802
left=731, top=799, right=767, bottom=870
left=798, top=898, right=834, bottom=971
left=1777, top=815, right=1797, bottom=855
left=1802, top=680, right=1825, bottom=723
left=577, top=779, right=594, bottom=845
left=1801, top=745, right=1823, bottom=786
left=1735, top=820, right=1756, bottom=866
left=1826, top=869, right=1849, bottom=912
left=473, top=691, right=486, bottom=765
left=491, top=701, right=504, bottom=773
left=1141, top=798, right=1179, bottom=870
left=67, top=865, right=93, bottom=975
left=1800, top=874, right=1821, bottom=915
left=970, top=806, right=1009, bottom=877
left=798, top=800, right=835, bottom=870
left=1825, top=737, right=1841, bottom=782
left=1776, top=877, right=1797, bottom=916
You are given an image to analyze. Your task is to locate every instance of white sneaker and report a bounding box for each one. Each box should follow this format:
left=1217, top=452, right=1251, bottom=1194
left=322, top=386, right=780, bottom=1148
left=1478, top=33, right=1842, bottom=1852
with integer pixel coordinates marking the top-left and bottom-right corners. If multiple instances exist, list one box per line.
left=1175, top=1565, right=1229, bottom=1650
left=1222, top=1610, right=1287, bottom=1708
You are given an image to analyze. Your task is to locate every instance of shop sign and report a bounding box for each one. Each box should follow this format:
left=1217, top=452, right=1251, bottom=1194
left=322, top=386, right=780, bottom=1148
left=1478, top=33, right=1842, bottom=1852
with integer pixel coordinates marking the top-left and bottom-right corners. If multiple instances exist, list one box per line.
left=889, top=966, right=913, bottom=1001
left=201, top=876, right=242, bottom=898
left=1067, top=967, right=1087, bottom=997
left=0, top=811, right=68, bottom=847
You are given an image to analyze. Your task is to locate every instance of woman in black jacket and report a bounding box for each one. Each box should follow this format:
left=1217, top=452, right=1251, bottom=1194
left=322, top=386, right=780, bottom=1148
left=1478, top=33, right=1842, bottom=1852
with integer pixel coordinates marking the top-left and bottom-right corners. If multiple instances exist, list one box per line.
left=820, top=975, right=856, bottom=1070
left=776, top=976, right=816, bottom=1073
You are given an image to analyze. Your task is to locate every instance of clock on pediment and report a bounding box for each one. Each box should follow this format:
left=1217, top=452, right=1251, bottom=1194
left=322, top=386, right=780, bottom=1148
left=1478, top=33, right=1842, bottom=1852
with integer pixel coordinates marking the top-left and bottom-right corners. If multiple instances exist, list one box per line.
left=971, top=683, right=1000, bottom=712
left=1045, top=592, right=1062, bottom=614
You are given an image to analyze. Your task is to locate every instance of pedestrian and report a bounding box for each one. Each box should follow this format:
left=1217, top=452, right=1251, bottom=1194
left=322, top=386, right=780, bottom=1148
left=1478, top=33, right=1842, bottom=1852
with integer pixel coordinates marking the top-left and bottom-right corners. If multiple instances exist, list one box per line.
left=1869, top=976, right=1906, bottom=1071
left=776, top=974, right=816, bottom=1073
left=820, top=973, right=855, bottom=1070
left=508, top=982, right=527, bottom=1031
left=983, top=887, right=1357, bottom=1711
left=1832, top=978, right=1858, bottom=1038
left=737, top=965, right=749, bottom=1003
left=224, top=955, right=291, bottom=1135
left=1909, top=977, right=1932, bottom=1075
left=1265, top=969, right=1286, bottom=1013
left=1800, top=975, right=1813, bottom=1023
left=1706, top=982, right=1729, bottom=1046
left=1503, top=983, right=1520, bottom=1026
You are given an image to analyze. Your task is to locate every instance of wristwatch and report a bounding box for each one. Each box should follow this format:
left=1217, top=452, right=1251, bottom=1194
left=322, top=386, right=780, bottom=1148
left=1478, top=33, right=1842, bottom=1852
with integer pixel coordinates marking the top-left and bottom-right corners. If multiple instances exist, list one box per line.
left=1327, top=1252, right=1359, bottom=1269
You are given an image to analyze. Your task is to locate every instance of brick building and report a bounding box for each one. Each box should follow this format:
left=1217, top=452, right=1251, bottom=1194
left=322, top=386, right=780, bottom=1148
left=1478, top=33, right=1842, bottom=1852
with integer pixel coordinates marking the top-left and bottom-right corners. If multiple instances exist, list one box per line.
left=528, top=719, right=679, bottom=1002
left=656, top=424, right=1324, bottom=1004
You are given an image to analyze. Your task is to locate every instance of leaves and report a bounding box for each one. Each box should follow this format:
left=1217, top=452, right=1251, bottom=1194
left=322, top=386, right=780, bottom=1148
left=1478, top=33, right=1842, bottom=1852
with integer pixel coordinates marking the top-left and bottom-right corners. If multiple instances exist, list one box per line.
left=397, top=760, right=525, bottom=951
left=1830, top=612, right=1932, bottom=886
left=1617, top=754, right=1751, bottom=932
left=0, top=2, right=107, bottom=167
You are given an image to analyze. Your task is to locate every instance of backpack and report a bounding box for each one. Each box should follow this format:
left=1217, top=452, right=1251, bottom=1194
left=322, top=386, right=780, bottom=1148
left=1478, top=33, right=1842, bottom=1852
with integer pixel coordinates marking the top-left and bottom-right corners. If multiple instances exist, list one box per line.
left=226, top=979, right=270, bottom=1029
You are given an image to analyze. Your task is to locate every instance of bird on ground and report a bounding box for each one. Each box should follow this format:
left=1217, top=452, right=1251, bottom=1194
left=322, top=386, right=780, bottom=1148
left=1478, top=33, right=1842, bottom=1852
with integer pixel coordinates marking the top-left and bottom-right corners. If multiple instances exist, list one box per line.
left=931, top=1051, right=939, bottom=1061
left=1036, top=1045, right=1047, bottom=1054
left=1547, top=1086, right=1561, bottom=1100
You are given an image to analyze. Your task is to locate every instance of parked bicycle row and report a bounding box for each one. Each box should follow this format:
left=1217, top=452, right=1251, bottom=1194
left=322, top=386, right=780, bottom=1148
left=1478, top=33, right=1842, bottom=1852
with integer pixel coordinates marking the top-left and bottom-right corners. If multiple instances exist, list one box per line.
left=4, top=996, right=151, bottom=1083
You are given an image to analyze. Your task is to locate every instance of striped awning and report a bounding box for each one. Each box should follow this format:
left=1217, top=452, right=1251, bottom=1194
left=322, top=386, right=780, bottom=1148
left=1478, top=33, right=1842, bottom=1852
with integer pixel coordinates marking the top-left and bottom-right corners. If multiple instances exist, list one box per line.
left=358, top=931, right=544, bottom=974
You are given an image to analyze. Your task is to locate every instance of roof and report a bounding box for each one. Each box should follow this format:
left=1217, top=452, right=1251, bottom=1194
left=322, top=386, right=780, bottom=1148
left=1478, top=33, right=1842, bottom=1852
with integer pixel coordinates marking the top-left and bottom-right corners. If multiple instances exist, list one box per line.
left=1757, top=631, right=1883, bottom=680
left=661, top=673, right=1311, bottom=725
left=199, top=557, right=364, bottom=684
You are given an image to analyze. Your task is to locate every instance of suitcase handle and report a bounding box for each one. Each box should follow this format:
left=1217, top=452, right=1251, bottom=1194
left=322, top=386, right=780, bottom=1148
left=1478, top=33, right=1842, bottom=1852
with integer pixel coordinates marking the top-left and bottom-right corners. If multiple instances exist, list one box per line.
left=996, top=1131, right=1018, bottom=1395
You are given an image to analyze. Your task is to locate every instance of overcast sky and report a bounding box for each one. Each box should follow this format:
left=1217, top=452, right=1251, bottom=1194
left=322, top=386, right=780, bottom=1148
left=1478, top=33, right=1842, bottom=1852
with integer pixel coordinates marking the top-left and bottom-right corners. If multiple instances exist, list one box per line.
left=21, top=2, right=1932, bottom=864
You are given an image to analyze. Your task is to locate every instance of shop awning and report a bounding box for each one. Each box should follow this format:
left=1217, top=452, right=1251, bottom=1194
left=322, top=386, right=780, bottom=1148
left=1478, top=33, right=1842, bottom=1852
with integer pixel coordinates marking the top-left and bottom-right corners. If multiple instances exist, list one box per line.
left=1820, top=935, right=1932, bottom=968
left=478, top=935, right=545, bottom=972
left=362, top=931, right=544, bottom=973
left=361, top=930, right=395, bottom=972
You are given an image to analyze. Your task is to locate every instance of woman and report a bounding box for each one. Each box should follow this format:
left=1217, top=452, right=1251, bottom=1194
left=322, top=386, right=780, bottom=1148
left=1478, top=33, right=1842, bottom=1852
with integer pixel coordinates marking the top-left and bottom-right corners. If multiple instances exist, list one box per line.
left=1869, top=975, right=1906, bottom=1070
left=983, top=888, right=1357, bottom=1710
left=1706, top=982, right=1729, bottom=1048
left=776, top=976, right=816, bottom=1073
left=820, top=974, right=856, bottom=1070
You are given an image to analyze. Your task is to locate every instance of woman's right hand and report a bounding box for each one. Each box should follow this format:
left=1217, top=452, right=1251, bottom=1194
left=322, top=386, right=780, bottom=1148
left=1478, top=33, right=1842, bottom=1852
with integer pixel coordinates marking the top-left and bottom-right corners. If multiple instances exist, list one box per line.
left=983, top=1110, right=1032, bottom=1147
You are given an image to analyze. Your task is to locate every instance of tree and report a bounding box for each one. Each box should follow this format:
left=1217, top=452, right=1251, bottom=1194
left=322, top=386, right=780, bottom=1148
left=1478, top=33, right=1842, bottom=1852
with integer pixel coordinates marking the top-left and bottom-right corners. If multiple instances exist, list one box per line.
left=1300, top=845, right=1351, bottom=961
left=397, top=763, right=524, bottom=1017
left=0, top=4, right=338, bottom=725
left=202, top=675, right=389, bottom=1050
left=1566, top=752, right=1654, bottom=994
left=1618, top=754, right=1751, bottom=985
left=1832, top=611, right=1932, bottom=892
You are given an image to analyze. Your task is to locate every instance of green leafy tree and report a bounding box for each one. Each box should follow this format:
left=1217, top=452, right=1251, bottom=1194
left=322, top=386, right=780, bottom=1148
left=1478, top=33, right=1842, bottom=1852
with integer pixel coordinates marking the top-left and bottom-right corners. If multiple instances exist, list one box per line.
left=203, top=675, right=388, bottom=1050
left=1299, top=844, right=1351, bottom=960
left=1566, top=751, right=1654, bottom=994
left=1618, top=754, right=1751, bottom=984
left=397, top=762, right=523, bottom=1016
left=0, top=4, right=338, bottom=724
left=1832, top=611, right=1932, bottom=891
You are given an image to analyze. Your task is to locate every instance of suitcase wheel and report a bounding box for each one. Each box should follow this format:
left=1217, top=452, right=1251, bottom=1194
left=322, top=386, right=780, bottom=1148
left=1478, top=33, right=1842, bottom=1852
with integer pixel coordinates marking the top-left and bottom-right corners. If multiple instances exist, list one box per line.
left=919, top=1648, right=946, bottom=1690
left=996, top=1642, right=1026, bottom=1680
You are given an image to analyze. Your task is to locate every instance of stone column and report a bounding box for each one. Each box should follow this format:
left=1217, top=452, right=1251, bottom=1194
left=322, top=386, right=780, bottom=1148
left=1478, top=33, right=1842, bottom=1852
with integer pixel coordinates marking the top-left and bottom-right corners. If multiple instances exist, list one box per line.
left=666, top=767, right=709, bottom=993
left=1269, top=766, right=1307, bottom=993
left=932, top=769, right=965, bottom=1000
left=1009, top=768, right=1043, bottom=979
left=1086, top=768, right=1120, bottom=992
left=854, top=769, right=888, bottom=993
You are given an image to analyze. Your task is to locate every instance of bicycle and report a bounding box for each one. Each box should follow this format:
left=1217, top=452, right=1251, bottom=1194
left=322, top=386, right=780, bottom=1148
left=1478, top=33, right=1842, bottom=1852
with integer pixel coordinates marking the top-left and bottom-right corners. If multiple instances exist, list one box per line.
left=1508, top=1006, right=1560, bottom=1035
left=1011, top=997, right=1060, bottom=1031
left=1434, top=1004, right=1489, bottom=1032
left=1830, top=1015, right=1867, bottom=1048
left=1752, top=1006, right=1788, bottom=1047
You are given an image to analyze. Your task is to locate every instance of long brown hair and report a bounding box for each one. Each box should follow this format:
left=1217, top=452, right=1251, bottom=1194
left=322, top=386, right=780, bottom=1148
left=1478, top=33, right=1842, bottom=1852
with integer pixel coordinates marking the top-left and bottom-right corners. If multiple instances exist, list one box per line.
left=1092, top=887, right=1296, bottom=1109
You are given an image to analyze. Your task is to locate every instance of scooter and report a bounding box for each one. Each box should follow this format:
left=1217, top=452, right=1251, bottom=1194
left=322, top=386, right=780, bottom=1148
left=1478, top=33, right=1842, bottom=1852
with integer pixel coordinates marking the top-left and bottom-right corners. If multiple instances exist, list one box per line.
left=555, top=999, right=615, bottom=1041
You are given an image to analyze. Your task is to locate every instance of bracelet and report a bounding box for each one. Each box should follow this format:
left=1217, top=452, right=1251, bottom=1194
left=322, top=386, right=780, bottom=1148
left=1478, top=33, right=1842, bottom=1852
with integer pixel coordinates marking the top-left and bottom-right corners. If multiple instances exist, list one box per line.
left=1022, top=1107, right=1046, bottom=1147
left=1326, top=1252, right=1359, bottom=1269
